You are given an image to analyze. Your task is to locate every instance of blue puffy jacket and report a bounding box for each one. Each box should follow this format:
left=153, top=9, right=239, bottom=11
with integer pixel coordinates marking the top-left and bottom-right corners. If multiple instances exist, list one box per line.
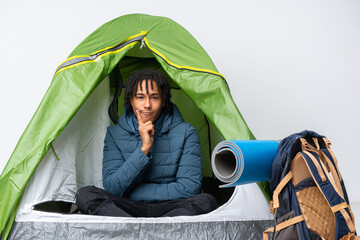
left=102, top=104, right=202, bottom=202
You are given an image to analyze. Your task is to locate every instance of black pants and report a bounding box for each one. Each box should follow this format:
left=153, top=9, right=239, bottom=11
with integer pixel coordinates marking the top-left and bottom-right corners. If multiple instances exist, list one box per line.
left=75, top=186, right=218, bottom=217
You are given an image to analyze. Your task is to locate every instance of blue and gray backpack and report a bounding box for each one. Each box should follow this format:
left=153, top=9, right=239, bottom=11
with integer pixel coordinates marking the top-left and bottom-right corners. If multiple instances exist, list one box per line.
left=264, top=130, right=358, bottom=240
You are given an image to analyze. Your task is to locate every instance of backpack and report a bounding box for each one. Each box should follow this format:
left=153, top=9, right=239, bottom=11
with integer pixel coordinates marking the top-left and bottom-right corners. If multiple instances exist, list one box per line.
left=263, top=130, right=358, bottom=240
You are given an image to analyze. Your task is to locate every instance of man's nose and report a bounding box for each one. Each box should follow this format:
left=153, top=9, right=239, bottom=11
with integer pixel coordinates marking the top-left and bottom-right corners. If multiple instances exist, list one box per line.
left=144, top=97, right=151, bottom=108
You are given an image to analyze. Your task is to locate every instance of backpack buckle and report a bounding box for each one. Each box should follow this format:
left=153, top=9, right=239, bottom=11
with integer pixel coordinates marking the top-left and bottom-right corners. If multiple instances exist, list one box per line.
left=323, top=138, right=331, bottom=146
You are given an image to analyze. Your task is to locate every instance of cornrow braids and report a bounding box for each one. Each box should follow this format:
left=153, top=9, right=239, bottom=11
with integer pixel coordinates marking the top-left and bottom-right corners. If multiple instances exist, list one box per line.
left=124, top=69, right=173, bottom=115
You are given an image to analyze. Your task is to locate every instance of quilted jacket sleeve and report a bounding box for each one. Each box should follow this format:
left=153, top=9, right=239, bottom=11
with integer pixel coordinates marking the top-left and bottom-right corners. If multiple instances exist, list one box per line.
left=128, top=125, right=202, bottom=202
left=102, top=129, right=151, bottom=196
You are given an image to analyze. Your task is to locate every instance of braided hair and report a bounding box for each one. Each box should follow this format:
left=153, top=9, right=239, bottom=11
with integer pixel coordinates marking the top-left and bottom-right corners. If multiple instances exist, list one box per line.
left=124, top=69, right=172, bottom=115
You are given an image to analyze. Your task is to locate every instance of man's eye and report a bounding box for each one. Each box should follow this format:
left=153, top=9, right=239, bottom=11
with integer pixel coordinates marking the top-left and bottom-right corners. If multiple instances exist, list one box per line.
left=151, top=96, right=159, bottom=100
left=137, top=96, right=144, bottom=99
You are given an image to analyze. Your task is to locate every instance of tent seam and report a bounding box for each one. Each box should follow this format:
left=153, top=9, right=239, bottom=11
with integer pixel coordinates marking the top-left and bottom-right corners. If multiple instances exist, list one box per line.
left=8, top=177, right=20, bottom=191
left=143, top=37, right=226, bottom=80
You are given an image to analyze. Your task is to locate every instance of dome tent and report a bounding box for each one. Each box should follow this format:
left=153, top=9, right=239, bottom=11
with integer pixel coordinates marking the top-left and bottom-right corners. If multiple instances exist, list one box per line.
left=0, top=14, right=272, bottom=239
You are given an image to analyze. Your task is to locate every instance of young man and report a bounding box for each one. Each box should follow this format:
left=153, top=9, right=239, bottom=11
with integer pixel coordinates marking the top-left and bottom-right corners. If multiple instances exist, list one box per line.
left=76, top=69, right=218, bottom=217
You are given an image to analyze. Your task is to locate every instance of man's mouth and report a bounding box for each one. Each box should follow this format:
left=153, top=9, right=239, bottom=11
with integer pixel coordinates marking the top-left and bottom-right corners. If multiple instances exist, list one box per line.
left=141, top=111, right=153, bottom=116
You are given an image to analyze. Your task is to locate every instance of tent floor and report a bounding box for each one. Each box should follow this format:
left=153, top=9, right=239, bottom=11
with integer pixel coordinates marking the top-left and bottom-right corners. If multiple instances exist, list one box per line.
left=9, top=215, right=273, bottom=239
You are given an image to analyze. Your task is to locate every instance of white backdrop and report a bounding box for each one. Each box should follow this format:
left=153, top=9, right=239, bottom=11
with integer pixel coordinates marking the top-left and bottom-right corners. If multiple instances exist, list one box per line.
left=1, top=0, right=359, bottom=214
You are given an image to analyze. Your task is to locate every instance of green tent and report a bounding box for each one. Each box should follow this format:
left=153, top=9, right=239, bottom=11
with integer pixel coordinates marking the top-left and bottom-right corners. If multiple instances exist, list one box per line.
left=0, top=14, right=270, bottom=239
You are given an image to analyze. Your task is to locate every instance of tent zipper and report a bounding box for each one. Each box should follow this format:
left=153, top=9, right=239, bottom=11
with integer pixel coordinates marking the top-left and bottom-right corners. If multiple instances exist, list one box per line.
left=140, top=38, right=146, bottom=49
left=54, top=34, right=147, bottom=75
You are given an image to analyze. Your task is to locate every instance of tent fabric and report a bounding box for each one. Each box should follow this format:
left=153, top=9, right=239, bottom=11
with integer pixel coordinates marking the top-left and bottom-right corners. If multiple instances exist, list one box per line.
left=9, top=184, right=273, bottom=239
left=0, top=13, right=268, bottom=238
left=10, top=220, right=273, bottom=240
left=15, top=78, right=110, bottom=216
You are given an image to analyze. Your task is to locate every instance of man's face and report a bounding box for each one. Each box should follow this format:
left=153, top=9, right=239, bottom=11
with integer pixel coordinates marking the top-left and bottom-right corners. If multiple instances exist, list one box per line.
left=130, top=80, right=164, bottom=123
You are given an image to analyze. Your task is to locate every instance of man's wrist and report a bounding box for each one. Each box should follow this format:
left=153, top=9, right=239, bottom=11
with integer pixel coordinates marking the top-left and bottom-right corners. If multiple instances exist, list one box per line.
left=141, top=145, right=150, bottom=156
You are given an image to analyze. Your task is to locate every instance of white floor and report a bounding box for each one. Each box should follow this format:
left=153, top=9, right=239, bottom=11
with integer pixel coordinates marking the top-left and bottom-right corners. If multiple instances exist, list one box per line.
left=351, top=202, right=360, bottom=231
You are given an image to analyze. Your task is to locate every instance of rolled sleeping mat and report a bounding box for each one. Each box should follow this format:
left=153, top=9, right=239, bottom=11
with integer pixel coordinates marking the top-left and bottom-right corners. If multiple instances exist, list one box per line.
left=211, top=140, right=279, bottom=188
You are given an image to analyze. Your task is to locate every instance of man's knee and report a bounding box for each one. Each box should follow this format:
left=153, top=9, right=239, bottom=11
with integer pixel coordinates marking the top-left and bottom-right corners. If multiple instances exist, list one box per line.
left=189, top=193, right=219, bottom=213
left=76, top=186, right=99, bottom=200
left=75, top=186, right=106, bottom=212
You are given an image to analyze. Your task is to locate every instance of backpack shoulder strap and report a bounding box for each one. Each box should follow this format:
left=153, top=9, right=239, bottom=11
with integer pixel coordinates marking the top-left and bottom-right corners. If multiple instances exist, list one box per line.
left=271, top=171, right=292, bottom=213
left=300, top=138, right=356, bottom=235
